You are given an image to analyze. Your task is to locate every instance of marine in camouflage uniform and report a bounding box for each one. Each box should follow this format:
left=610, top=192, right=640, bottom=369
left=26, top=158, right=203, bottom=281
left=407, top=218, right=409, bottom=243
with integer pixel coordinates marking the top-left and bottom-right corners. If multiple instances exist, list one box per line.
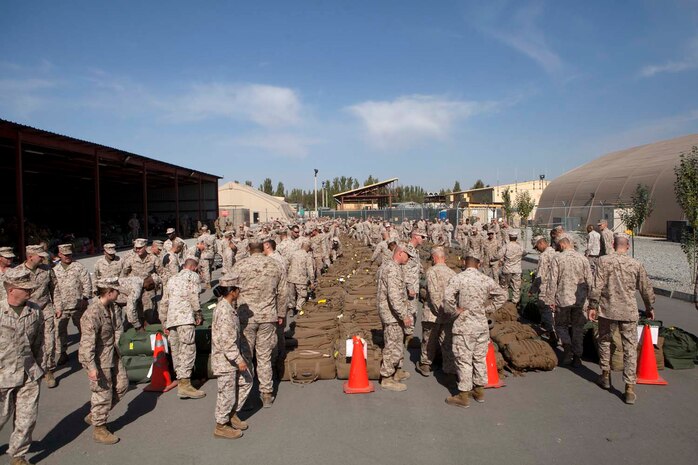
left=530, top=236, right=557, bottom=340
left=92, top=243, right=123, bottom=295
left=370, top=233, right=392, bottom=266
left=287, top=244, right=315, bottom=314
left=159, top=260, right=205, bottom=399
left=598, top=220, right=614, bottom=256
left=231, top=243, right=287, bottom=407
left=161, top=241, right=183, bottom=289
left=212, top=275, right=252, bottom=439
left=53, top=244, right=92, bottom=365
left=443, top=253, right=506, bottom=407
left=376, top=248, right=413, bottom=391
left=417, top=247, right=456, bottom=377
left=0, top=267, right=44, bottom=465
left=79, top=277, right=128, bottom=444
left=0, top=247, right=17, bottom=302
left=120, top=238, right=163, bottom=323
left=163, top=227, right=188, bottom=260
left=481, top=231, right=500, bottom=280
left=199, top=226, right=217, bottom=289
left=588, top=233, right=655, bottom=404
left=543, top=233, right=592, bottom=366
left=496, top=230, right=526, bottom=304
left=402, top=229, right=426, bottom=338
left=23, top=245, right=59, bottom=388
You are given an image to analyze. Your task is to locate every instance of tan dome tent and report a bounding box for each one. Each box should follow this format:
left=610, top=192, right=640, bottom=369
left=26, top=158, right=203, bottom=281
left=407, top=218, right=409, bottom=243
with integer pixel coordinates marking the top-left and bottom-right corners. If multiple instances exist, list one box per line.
left=534, top=134, right=698, bottom=237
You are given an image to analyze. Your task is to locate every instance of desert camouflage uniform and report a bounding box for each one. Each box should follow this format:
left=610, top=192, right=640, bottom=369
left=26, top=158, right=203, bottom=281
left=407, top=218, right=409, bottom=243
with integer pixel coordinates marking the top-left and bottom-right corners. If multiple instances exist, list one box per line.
left=232, top=254, right=286, bottom=395
left=481, top=237, right=501, bottom=280
left=599, top=228, right=614, bottom=256
left=115, top=276, right=146, bottom=329
left=444, top=268, right=506, bottom=392
left=54, top=261, right=92, bottom=359
left=377, top=260, right=410, bottom=378
left=220, top=242, right=236, bottom=276
left=310, top=235, right=326, bottom=280
left=163, top=237, right=188, bottom=261
left=402, top=242, right=421, bottom=336
left=544, top=249, right=592, bottom=357
left=423, top=263, right=456, bottom=370
left=532, top=245, right=557, bottom=335
left=79, top=299, right=128, bottom=427
left=497, top=241, right=526, bottom=304
left=92, top=256, right=123, bottom=295
left=160, top=250, right=181, bottom=288
left=159, top=269, right=202, bottom=380
left=443, top=222, right=454, bottom=248
left=212, top=298, right=253, bottom=424
left=120, top=252, right=162, bottom=317
left=199, top=232, right=217, bottom=288
left=589, top=252, right=655, bottom=384
left=25, top=262, right=59, bottom=373
left=287, top=248, right=314, bottom=312
left=0, top=299, right=44, bottom=461
left=466, top=232, right=484, bottom=259
left=370, top=240, right=392, bottom=266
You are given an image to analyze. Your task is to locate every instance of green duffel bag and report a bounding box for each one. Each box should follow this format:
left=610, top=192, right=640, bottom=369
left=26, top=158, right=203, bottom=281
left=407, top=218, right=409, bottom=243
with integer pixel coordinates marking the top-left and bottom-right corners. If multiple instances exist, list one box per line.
left=660, top=326, right=698, bottom=370
left=122, top=354, right=153, bottom=384
left=192, top=354, right=216, bottom=380
left=195, top=326, right=212, bottom=354
left=119, top=329, right=155, bottom=357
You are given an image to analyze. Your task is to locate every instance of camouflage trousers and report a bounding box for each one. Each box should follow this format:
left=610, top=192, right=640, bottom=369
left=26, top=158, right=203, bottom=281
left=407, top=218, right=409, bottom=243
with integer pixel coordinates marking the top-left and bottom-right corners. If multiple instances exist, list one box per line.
left=169, top=325, right=196, bottom=380
left=288, top=283, right=308, bottom=312
left=313, top=256, right=324, bottom=280
left=199, top=258, right=213, bottom=287
left=483, top=263, right=500, bottom=282
left=380, top=323, right=405, bottom=378
left=555, top=306, right=586, bottom=356
left=56, top=307, right=82, bottom=358
left=438, top=323, right=457, bottom=374
left=536, top=300, right=557, bottom=336
left=89, top=360, right=128, bottom=427
left=453, top=330, right=489, bottom=392
left=597, top=318, right=638, bottom=385
left=242, top=322, right=277, bottom=394
left=499, top=273, right=522, bottom=304
left=404, top=296, right=419, bottom=336
left=214, top=370, right=253, bottom=425
left=420, top=321, right=440, bottom=366
left=42, top=305, right=56, bottom=372
left=0, top=380, right=40, bottom=458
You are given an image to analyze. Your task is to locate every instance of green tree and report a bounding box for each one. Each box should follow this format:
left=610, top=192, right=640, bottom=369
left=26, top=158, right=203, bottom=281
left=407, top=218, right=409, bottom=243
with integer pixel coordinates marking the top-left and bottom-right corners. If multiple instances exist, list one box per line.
left=471, top=179, right=485, bottom=189
left=453, top=180, right=461, bottom=192
left=515, top=190, right=536, bottom=244
left=501, top=188, right=514, bottom=224
left=674, top=146, right=698, bottom=284
left=259, top=178, right=273, bottom=195
left=618, top=184, right=655, bottom=257
left=274, top=181, right=286, bottom=197
left=364, top=175, right=378, bottom=186
left=244, top=180, right=253, bottom=187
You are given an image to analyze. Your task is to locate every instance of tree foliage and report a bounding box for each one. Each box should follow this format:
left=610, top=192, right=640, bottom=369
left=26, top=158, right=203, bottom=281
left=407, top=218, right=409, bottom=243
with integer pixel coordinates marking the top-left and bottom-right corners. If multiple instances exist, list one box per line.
left=674, top=146, right=698, bottom=283
left=502, top=188, right=514, bottom=223
left=274, top=182, right=286, bottom=198
left=618, top=184, right=655, bottom=256
left=453, top=180, right=461, bottom=192
left=364, top=175, right=379, bottom=186
left=259, top=178, right=274, bottom=195
left=471, top=179, right=485, bottom=189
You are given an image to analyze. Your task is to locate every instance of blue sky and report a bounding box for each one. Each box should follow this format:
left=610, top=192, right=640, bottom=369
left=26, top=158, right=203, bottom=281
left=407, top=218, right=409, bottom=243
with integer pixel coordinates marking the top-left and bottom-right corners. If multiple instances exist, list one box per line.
left=2, top=0, right=698, bottom=191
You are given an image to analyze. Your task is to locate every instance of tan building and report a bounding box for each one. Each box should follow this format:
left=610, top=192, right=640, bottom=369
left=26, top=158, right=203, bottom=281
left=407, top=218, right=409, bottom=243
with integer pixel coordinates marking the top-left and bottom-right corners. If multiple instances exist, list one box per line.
left=450, top=179, right=550, bottom=225
left=218, top=181, right=295, bottom=224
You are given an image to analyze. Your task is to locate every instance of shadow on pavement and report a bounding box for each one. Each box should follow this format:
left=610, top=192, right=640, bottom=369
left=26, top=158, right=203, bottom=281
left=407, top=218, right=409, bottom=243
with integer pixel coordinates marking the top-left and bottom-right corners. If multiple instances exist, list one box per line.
left=30, top=401, right=91, bottom=463
left=110, top=387, right=161, bottom=433
left=54, top=356, right=83, bottom=384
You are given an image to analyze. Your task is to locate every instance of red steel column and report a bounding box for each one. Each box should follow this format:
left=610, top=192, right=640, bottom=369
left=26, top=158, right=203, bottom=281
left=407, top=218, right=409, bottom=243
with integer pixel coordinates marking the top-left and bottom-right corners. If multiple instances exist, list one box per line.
left=174, top=169, right=180, bottom=235
left=15, top=131, right=25, bottom=259
left=94, top=149, right=102, bottom=251
left=143, top=162, right=148, bottom=238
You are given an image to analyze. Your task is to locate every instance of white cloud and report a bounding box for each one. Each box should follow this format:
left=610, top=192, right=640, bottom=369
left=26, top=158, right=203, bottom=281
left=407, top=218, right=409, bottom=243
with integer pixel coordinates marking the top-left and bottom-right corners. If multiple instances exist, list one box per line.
left=467, top=1, right=562, bottom=75
left=0, top=78, right=57, bottom=118
left=232, top=133, right=321, bottom=158
left=347, top=95, right=497, bottom=149
left=168, top=83, right=302, bottom=127
left=640, top=37, right=698, bottom=77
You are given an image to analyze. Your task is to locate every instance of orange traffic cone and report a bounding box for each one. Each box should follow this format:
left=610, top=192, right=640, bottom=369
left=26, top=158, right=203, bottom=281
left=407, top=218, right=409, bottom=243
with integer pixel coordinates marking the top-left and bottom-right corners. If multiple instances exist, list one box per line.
left=636, top=325, right=667, bottom=385
left=485, top=340, right=505, bottom=389
left=343, top=336, right=374, bottom=394
left=144, top=332, right=178, bottom=392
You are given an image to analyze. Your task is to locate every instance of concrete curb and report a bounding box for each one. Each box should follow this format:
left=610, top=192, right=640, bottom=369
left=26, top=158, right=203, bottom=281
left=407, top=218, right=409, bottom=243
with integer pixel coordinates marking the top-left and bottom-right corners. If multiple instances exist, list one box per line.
left=523, top=255, right=696, bottom=304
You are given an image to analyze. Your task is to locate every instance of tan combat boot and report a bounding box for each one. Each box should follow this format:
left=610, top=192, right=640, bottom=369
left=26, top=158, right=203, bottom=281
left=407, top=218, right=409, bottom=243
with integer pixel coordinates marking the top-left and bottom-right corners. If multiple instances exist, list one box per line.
left=177, top=378, right=206, bottom=399
left=472, top=386, right=485, bottom=403
left=84, top=413, right=93, bottom=426
left=597, top=371, right=611, bottom=390
left=624, top=384, right=637, bottom=405
left=394, top=369, right=411, bottom=381
left=230, top=413, right=249, bottom=430
left=380, top=376, right=407, bottom=392
left=261, top=392, right=275, bottom=408
left=214, top=423, right=243, bottom=440
left=415, top=363, right=431, bottom=377
left=44, top=371, right=57, bottom=388
left=10, top=456, right=30, bottom=465
left=445, top=391, right=470, bottom=408
left=93, top=425, right=119, bottom=445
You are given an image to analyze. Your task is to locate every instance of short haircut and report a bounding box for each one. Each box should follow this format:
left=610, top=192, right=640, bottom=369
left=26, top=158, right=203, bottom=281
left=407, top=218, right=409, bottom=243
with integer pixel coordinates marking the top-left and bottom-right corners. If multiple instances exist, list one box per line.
left=431, top=246, right=445, bottom=259
left=264, top=239, right=277, bottom=251
left=184, top=258, right=198, bottom=268
left=248, top=241, right=264, bottom=253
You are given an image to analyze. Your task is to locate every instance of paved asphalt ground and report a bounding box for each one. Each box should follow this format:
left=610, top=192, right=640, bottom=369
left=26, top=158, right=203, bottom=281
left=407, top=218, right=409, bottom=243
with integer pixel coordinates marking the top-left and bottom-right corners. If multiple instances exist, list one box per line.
left=2, top=260, right=697, bottom=465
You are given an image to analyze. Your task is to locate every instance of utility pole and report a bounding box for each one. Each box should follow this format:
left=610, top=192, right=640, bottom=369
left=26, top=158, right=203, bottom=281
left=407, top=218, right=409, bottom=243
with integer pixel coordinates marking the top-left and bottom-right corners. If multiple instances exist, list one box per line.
left=314, top=169, right=318, bottom=218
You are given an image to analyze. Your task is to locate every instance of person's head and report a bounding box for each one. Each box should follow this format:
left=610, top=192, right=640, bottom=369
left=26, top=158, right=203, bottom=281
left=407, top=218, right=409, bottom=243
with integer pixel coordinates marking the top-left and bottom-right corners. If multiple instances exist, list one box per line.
left=586, top=225, right=595, bottom=233
left=3, top=267, right=37, bottom=306
left=95, top=277, right=120, bottom=303
left=531, top=236, right=549, bottom=252
left=598, top=219, right=608, bottom=231
left=133, top=238, right=148, bottom=258
left=25, top=245, right=48, bottom=268
left=508, top=230, right=520, bottom=242
left=172, top=241, right=183, bottom=254
left=410, top=229, right=426, bottom=246
left=150, top=240, right=163, bottom=255
left=215, top=274, right=242, bottom=302
left=614, top=233, right=630, bottom=253
left=487, top=231, right=495, bottom=241
left=382, top=231, right=389, bottom=241
left=431, top=246, right=446, bottom=265
left=103, top=243, right=117, bottom=259
left=57, top=244, right=73, bottom=264
left=558, top=234, right=573, bottom=251
left=393, top=246, right=410, bottom=265
left=183, top=258, right=198, bottom=271
left=166, top=227, right=176, bottom=239
left=279, top=231, right=288, bottom=240
left=463, top=256, right=481, bottom=270
left=262, top=239, right=277, bottom=255
left=290, top=226, right=300, bottom=239
left=248, top=241, right=264, bottom=255
left=301, top=242, right=311, bottom=252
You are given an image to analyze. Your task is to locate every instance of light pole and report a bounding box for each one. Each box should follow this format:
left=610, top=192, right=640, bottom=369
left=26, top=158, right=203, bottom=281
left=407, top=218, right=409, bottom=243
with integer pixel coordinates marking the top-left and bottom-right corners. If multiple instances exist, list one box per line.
left=314, top=169, right=318, bottom=218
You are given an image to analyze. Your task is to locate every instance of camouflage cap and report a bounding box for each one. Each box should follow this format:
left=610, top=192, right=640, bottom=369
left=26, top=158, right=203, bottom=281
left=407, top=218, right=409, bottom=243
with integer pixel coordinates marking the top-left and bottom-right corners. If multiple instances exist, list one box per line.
left=201, top=225, right=208, bottom=231
left=95, top=276, right=120, bottom=291
left=465, top=249, right=482, bottom=261
left=133, top=238, right=148, bottom=248
left=26, top=245, right=48, bottom=258
left=103, top=243, right=117, bottom=254
left=223, top=230, right=234, bottom=237
left=152, top=240, right=164, bottom=249
left=3, top=266, right=38, bottom=290
left=166, top=227, right=176, bottom=235
left=219, top=272, right=242, bottom=288
left=0, top=247, right=16, bottom=259
left=531, top=235, right=545, bottom=247
left=508, top=229, right=520, bottom=238
left=614, top=232, right=630, bottom=241
left=557, top=233, right=571, bottom=242
left=58, top=244, right=73, bottom=255
left=412, top=227, right=428, bottom=238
